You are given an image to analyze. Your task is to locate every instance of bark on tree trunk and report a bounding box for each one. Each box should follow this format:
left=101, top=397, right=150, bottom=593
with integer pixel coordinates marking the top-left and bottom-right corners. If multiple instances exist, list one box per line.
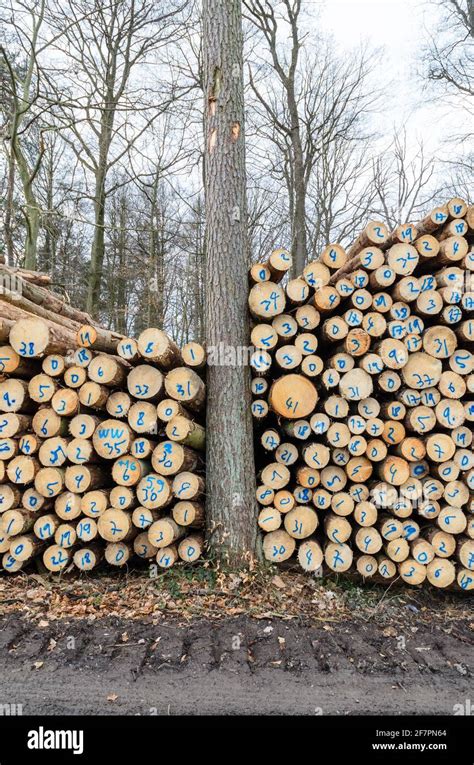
left=4, top=145, right=16, bottom=267
left=14, top=138, right=40, bottom=271
left=145, top=173, right=164, bottom=330
left=287, top=32, right=306, bottom=277
left=203, top=0, right=258, bottom=565
left=290, top=114, right=307, bottom=277
left=23, top=191, right=40, bottom=271
left=116, top=195, right=128, bottom=335
left=87, top=179, right=106, bottom=316
left=87, top=96, right=115, bottom=316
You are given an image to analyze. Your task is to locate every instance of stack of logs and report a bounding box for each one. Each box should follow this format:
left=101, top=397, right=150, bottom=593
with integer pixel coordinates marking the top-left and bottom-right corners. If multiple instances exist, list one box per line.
left=249, top=198, right=473, bottom=591
left=0, top=267, right=206, bottom=573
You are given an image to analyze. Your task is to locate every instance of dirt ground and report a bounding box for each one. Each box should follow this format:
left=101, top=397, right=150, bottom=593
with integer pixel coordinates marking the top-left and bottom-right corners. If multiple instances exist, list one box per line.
left=0, top=568, right=472, bottom=715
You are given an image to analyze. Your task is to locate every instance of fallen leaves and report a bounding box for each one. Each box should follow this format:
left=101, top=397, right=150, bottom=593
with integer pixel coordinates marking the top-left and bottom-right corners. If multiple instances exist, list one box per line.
left=271, top=575, right=286, bottom=590
left=0, top=568, right=470, bottom=628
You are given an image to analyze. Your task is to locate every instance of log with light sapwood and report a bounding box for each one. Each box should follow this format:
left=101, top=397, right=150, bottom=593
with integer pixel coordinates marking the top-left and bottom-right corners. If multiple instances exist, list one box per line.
left=7, top=317, right=79, bottom=359
left=104, top=542, right=132, bottom=567
left=248, top=281, right=286, bottom=320
left=155, top=544, right=178, bottom=568
left=92, top=419, right=133, bottom=459
left=157, top=398, right=192, bottom=423
left=78, top=381, right=109, bottom=410
left=265, top=248, right=293, bottom=283
left=346, top=221, right=389, bottom=259
left=181, top=342, right=206, bottom=369
left=73, top=545, right=103, bottom=571
left=0, top=346, right=40, bottom=378
left=148, top=517, right=184, bottom=548
left=77, top=325, right=125, bottom=354
left=178, top=533, right=204, bottom=562
left=28, top=373, right=59, bottom=403
left=97, top=509, right=134, bottom=542
left=88, top=354, right=130, bottom=388
left=165, top=415, right=205, bottom=450
left=137, top=328, right=182, bottom=370
left=42, top=354, right=68, bottom=377
left=127, top=365, right=164, bottom=402
left=0, top=378, right=35, bottom=413
left=164, top=367, right=206, bottom=411
left=249, top=262, right=271, bottom=285
left=116, top=337, right=140, bottom=363
left=106, top=391, right=132, bottom=419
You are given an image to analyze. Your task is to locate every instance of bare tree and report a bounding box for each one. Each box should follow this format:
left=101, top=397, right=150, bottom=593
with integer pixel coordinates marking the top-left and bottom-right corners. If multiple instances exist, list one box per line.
left=243, top=0, right=378, bottom=274
left=49, top=0, right=189, bottom=315
left=0, top=0, right=60, bottom=268
left=243, top=0, right=307, bottom=273
left=203, top=0, right=257, bottom=565
left=370, top=129, right=440, bottom=229
left=177, top=193, right=205, bottom=342
left=426, top=0, right=474, bottom=106
left=424, top=0, right=473, bottom=191
left=306, top=137, right=377, bottom=252
left=1, top=129, right=18, bottom=265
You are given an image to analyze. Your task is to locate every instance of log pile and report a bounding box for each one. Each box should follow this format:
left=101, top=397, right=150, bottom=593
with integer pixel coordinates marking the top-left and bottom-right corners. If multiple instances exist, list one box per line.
left=0, top=266, right=206, bottom=573
left=250, top=199, right=474, bottom=591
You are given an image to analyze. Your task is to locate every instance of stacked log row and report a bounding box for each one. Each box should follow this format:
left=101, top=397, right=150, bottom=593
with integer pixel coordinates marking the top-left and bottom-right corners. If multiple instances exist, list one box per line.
left=250, top=200, right=474, bottom=591
left=0, top=274, right=206, bottom=574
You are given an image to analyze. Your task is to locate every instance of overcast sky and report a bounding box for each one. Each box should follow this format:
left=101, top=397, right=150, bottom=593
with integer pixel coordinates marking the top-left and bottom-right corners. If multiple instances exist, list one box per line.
left=319, top=0, right=467, bottom=157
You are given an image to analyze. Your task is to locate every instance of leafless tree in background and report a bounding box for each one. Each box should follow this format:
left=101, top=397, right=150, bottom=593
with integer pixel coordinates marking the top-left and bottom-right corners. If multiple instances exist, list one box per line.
left=371, top=129, right=440, bottom=228
left=424, top=0, right=473, bottom=197
left=306, top=131, right=377, bottom=252
left=0, top=0, right=468, bottom=339
left=48, top=0, right=190, bottom=315
left=243, top=0, right=378, bottom=274
left=0, top=0, right=67, bottom=268
left=427, top=0, right=473, bottom=104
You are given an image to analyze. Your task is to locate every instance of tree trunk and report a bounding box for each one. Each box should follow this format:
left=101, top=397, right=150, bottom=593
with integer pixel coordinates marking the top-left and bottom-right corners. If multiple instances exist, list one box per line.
left=13, top=138, right=40, bottom=271
left=87, top=176, right=106, bottom=316
left=4, top=144, right=16, bottom=267
left=290, top=119, right=307, bottom=276
left=116, top=195, right=128, bottom=334
left=287, top=77, right=307, bottom=276
left=39, top=142, right=57, bottom=275
left=194, top=197, right=205, bottom=343
left=145, top=173, right=164, bottom=330
left=23, top=191, right=40, bottom=271
left=87, top=95, right=115, bottom=316
left=203, top=0, right=257, bottom=565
